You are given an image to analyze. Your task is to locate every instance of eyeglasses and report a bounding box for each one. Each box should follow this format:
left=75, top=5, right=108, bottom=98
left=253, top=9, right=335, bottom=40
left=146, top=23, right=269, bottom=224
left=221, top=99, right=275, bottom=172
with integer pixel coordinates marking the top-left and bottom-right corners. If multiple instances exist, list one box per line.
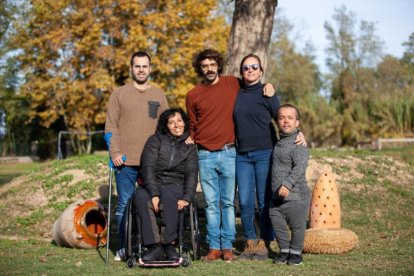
left=242, top=64, right=260, bottom=72
left=200, top=62, right=218, bottom=70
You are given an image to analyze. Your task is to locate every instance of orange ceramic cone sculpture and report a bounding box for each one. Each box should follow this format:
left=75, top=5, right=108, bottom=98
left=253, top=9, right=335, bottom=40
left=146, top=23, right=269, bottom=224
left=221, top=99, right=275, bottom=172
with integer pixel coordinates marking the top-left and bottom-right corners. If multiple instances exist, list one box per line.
left=304, top=172, right=358, bottom=254
left=309, top=172, right=341, bottom=229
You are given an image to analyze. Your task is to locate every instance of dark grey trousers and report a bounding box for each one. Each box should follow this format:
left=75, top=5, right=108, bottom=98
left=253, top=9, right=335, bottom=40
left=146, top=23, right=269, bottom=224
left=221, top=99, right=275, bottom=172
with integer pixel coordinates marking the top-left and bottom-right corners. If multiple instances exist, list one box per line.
left=133, top=184, right=183, bottom=246
left=269, top=198, right=310, bottom=255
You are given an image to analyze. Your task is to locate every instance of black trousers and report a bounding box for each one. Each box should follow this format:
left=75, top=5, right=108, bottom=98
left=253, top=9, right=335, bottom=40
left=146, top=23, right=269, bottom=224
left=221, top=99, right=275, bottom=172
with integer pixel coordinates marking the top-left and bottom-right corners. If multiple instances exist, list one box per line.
left=133, top=184, right=183, bottom=246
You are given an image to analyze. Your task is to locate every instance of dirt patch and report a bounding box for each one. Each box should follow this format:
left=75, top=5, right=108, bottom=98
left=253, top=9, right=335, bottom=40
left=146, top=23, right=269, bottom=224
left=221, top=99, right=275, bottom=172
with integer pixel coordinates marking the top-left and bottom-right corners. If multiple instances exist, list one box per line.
left=306, top=159, right=335, bottom=190
left=0, top=162, right=109, bottom=241
left=0, top=175, right=48, bottom=218
left=309, top=155, right=413, bottom=194
left=63, top=169, right=89, bottom=184
left=0, top=175, right=29, bottom=195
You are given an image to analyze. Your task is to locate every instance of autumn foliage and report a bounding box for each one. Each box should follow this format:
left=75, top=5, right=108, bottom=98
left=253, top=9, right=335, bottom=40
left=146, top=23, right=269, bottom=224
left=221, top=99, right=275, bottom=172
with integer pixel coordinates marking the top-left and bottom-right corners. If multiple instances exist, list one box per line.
left=1, top=2, right=413, bottom=157
left=7, top=0, right=228, bottom=153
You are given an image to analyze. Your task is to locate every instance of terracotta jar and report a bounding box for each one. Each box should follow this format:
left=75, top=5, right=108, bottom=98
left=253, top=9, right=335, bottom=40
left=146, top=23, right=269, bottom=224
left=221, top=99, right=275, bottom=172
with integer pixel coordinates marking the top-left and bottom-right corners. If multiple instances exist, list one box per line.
left=53, top=200, right=107, bottom=248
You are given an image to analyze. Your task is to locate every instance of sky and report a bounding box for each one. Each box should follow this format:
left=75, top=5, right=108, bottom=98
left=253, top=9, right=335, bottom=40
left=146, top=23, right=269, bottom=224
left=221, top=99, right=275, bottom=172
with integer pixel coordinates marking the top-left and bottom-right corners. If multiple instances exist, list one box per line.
left=277, top=0, right=414, bottom=72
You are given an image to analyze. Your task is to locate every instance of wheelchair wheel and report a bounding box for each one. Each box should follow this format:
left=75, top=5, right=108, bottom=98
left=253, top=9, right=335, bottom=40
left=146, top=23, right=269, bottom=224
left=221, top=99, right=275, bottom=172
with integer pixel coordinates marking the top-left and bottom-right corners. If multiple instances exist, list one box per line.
left=124, top=197, right=133, bottom=259
left=189, top=200, right=201, bottom=260
left=181, top=256, right=191, bottom=267
left=126, top=257, right=136, bottom=268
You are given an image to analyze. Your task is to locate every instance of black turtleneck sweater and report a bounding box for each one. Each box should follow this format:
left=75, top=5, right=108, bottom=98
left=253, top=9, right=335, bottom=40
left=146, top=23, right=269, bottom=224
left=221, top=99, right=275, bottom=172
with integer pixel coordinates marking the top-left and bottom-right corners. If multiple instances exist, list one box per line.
left=233, top=81, right=280, bottom=152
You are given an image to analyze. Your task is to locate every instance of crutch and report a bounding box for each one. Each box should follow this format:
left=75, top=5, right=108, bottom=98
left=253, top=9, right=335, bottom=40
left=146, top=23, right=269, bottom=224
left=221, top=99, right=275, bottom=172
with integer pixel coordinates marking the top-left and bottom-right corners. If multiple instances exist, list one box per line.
left=104, top=132, right=126, bottom=265
left=104, top=132, right=114, bottom=265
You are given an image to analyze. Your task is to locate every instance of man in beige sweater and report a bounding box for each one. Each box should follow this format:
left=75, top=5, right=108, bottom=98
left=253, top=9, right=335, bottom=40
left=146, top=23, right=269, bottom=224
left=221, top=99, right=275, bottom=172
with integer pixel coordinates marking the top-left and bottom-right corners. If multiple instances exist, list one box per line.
left=105, top=51, right=168, bottom=261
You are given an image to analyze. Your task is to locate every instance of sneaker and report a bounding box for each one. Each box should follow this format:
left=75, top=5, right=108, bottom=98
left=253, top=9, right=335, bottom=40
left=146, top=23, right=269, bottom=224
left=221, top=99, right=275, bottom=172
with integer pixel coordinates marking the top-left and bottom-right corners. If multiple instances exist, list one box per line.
left=114, top=248, right=125, bottom=262
left=273, top=252, right=289, bottom=264
left=238, top=239, right=257, bottom=261
left=252, top=239, right=269, bottom=260
left=287, top=254, right=303, bottom=266
left=164, top=244, right=179, bottom=261
left=142, top=243, right=165, bottom=262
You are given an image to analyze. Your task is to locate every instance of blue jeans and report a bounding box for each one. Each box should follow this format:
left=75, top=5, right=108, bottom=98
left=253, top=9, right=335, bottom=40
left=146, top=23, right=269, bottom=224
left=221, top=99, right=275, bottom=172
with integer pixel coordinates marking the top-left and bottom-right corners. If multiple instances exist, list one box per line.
left=114, top=166, right=139, bottom=249
left=236, top=149, right=273, bottom=241
left=198, top=147, right=236, bottom=250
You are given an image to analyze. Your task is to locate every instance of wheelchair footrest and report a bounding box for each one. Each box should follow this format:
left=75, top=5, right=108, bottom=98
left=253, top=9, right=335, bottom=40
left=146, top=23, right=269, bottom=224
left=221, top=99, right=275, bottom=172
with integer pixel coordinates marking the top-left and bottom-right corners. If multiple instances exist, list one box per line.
left=138, top=259, right=181, bottom=267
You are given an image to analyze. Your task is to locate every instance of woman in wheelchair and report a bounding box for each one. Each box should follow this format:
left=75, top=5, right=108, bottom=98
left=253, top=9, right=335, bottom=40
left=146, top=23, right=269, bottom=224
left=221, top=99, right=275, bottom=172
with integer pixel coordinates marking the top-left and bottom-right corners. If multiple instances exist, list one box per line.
left=133, top=108, right=198, bottom=262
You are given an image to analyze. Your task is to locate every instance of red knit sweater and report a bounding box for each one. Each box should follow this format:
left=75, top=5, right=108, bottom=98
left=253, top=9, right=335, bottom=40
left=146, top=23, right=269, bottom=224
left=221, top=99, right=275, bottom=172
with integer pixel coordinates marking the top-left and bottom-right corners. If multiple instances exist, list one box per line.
left=186, top=76, right=240, bottom=151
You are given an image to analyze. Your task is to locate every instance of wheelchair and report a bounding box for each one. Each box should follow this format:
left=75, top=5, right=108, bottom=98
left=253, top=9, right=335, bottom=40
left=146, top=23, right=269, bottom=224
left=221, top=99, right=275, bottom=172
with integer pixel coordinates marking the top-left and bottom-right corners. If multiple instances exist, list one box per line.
left=124, top=189, right=201, bottom=268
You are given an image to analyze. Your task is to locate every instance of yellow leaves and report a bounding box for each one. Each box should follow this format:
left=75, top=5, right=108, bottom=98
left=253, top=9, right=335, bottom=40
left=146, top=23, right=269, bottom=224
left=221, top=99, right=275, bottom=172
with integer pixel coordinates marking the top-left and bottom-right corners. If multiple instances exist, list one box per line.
left=11, top=0, right=230, bottom=131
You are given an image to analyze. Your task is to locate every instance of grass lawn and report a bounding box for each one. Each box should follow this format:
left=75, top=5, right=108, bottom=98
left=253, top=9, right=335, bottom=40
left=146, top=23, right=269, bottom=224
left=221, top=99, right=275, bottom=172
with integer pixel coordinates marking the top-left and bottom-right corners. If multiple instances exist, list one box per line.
left=0, top=148, right=413, bottom=275
left=0, top=230, right=412, bottom=276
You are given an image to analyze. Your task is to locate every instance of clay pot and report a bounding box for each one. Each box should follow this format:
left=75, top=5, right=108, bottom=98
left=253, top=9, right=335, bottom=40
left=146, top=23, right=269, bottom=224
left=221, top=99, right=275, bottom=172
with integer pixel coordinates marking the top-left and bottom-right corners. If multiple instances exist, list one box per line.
left=53, top=200, right=107, bottom=249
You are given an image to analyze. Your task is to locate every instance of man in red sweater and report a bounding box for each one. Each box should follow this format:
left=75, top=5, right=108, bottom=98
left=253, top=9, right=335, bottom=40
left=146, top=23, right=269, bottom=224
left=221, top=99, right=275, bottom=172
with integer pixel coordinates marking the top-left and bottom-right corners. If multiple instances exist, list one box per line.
left=185, top=49, right=274, bottom=261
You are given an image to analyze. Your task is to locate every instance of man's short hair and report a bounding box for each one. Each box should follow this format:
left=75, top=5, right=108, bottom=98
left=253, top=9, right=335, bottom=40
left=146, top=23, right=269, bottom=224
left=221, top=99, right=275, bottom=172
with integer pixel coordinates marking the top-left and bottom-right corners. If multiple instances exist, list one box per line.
left=277, top=103, right=301, bottom=120
left=192, top=49, right=224, bottom=77
left=130, top=51, right=152, bottom=66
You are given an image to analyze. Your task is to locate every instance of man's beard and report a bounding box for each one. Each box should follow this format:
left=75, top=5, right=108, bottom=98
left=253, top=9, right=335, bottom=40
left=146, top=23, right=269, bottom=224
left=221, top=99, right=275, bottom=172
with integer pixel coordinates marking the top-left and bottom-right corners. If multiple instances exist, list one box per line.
left=203, top=70, right=218, bottom=83
left=132, top=73, right=149, bottom=85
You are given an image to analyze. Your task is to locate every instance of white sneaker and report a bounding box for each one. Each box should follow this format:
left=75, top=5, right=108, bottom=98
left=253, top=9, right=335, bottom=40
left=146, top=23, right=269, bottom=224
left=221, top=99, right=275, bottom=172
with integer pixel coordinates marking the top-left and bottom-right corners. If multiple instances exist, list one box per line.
left=114, top=248, right=125, bottom=262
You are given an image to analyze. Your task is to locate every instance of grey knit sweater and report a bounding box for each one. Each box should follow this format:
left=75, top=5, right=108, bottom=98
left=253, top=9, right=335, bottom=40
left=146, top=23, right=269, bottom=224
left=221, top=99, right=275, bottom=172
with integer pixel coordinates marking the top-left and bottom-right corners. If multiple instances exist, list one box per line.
left=271, top=129, right=310, bottom=201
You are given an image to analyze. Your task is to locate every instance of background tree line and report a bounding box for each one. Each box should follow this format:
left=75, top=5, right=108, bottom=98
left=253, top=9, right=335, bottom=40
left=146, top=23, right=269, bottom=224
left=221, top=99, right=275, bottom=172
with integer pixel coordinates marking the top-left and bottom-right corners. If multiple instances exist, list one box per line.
left=0, top=0, right=413, bottom=158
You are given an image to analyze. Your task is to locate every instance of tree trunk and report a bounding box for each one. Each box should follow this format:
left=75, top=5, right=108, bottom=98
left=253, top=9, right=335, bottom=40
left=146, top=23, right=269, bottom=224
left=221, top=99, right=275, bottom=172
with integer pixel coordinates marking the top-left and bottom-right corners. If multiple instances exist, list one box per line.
left=225, top=0, right=278, bottom=78
left=86, top=135, right=92, bottom=154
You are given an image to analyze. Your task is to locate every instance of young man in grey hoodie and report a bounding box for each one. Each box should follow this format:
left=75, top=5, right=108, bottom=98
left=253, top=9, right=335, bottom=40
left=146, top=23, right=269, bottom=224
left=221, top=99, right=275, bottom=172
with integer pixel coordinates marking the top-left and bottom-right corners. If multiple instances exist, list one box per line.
left=269, top=104, right=311, bottom=266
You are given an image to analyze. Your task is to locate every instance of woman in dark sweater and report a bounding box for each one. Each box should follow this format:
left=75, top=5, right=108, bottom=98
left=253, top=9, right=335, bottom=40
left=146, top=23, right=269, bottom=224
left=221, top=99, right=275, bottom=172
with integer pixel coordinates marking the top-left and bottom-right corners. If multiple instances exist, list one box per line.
left=234, top=55, right=307, bottom=261
left=133, top=108, right=198, bottom=262
left=233, top=54, right=281, bottom=261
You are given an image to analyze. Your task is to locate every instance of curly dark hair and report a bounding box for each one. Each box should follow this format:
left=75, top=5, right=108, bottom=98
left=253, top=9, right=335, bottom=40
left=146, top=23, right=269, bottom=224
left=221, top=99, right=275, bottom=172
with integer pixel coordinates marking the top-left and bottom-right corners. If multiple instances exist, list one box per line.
left=156, top=108, right=189, bottom=134
left=192, top=48, right=224, bottom=77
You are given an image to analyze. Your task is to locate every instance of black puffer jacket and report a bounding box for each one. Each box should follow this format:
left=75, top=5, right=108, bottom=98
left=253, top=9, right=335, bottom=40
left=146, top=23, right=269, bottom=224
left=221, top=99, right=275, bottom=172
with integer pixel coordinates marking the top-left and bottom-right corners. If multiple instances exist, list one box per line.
left=141, top=131, right=198, bottom=203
